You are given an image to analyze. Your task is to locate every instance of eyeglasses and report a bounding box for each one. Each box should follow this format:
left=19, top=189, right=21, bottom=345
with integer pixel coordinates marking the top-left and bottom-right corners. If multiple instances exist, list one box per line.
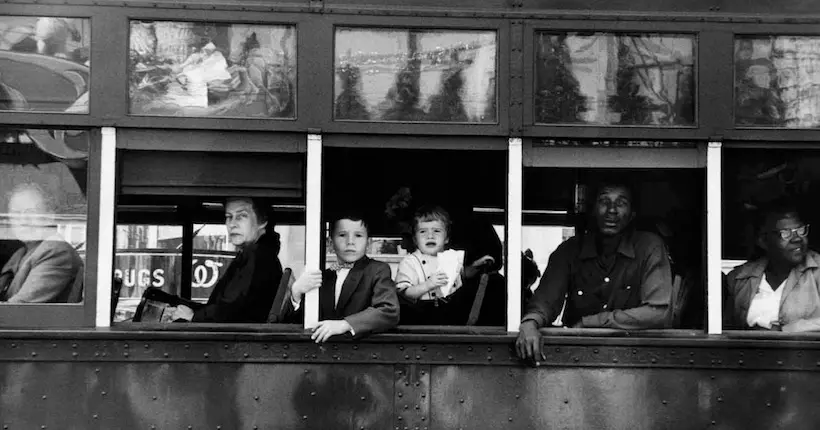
left=771, top=224, right=810, bottom=240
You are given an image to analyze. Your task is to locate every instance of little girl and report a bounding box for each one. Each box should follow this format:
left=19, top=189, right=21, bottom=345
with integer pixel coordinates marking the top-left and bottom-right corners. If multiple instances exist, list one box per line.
left=395, top=204, right=493, bottom=325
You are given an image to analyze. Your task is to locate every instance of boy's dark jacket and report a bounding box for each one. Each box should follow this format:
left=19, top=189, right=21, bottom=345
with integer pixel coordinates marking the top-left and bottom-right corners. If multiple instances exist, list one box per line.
left=191, top=231, right=283, bottom=323
left=277, top=256, right=399, bottom=336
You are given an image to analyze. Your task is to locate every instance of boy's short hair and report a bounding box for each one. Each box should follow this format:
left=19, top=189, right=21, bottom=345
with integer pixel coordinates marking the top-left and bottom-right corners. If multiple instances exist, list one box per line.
left=412, top=204, right=452, bottom=235
left=329, top=209, right=370, bottom=235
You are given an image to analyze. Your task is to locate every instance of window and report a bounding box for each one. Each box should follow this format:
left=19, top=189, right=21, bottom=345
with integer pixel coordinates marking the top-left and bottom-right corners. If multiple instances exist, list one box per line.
left=114, top=142, right=306, bottom=324
left=0, top=129, right=89, bottom=304
left=735, top=36, right=820, bottom=128
left=0, top=16, right=90, bottom=113
left=333, top=27, right=497, bottom=123
left=128, top=20, right=296, bottom=118
left=321, top=146, right=508, bottom=327
left=722, top=147, right=820, bottom=332
left=114, top=224, right=183, bottom=322
left=534, top=32, right=695, bottom=126
left=522, top=142, right=706, bottom=330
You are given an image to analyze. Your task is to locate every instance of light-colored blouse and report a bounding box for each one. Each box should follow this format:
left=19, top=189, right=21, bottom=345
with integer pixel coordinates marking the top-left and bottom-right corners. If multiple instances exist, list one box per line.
left=745, top=274, right=785, bottom=329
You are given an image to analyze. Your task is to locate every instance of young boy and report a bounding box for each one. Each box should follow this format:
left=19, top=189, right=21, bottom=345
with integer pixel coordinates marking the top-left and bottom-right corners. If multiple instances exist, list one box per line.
left=395, top=205, right=494, bottom=325
left=283, top=212, right=399, bottom=342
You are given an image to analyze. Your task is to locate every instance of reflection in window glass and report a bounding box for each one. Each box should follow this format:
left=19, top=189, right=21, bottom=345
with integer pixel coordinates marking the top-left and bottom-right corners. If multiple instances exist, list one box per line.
left=534, top=32, right=695, bottom=126
left=0, top=129, right=89, bottom=303
left=114, top=224, right=182, bottom=322
left=128, top=20, right=296, bottom=118
left=0, top=16, right=90, bottom=113
left=334, top=28, right=497, bottom=123
left=735, top=36, right=820, bottom=128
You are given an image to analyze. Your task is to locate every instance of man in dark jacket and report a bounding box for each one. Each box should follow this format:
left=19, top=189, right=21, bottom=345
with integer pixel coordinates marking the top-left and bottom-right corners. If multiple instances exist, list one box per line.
left=172, top=197, right=283, bottom=323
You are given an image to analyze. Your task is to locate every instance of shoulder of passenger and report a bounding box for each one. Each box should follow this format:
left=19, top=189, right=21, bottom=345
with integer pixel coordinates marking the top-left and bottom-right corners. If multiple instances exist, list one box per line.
left=37, top=240, right=80, bottom=261
left=632, top=230, right=666, bottom=251
left=367, top=258, right=392, bottom=273
left=552, top=235, right=582, bottom=256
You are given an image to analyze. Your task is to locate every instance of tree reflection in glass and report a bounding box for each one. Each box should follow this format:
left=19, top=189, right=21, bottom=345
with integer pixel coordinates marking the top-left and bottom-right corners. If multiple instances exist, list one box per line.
left=334, top=28, right=497, bottom=123
left=535, top=32, right=695, bottom=126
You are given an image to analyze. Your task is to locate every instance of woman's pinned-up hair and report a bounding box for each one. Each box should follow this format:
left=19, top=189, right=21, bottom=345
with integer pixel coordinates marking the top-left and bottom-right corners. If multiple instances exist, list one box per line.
left=225, top=196, right=275, bottom=234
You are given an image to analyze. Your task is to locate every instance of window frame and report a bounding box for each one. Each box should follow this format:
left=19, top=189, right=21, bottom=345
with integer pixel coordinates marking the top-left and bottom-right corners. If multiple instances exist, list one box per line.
left=316, top=14, right=510, bottom=136
left=0, top=128, right=103, bottom=328
left=522, top=20, right=717, bottom=141
left=731, top=26, right=820, bottom=136
left=519, top=139, right=714, bottom=334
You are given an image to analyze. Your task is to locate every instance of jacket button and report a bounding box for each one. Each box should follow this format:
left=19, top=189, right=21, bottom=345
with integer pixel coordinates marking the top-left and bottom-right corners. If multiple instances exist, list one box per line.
left=626, top=286, right=632, bottom=290
left=604, top=277, right=610, bottom=283
left=577, top=291, right=584, bottom=296
left=603, top=304, right=608, bottom=309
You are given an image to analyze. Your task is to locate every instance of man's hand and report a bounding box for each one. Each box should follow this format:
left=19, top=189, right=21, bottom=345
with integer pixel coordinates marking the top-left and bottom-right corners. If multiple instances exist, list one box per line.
left=311, top=319, right=353, bottom=343
left=515, top=320, right=545, bottom=365
left=292, top=270, right=323, bottom=299
left=170, top=304, right=194, bottom=322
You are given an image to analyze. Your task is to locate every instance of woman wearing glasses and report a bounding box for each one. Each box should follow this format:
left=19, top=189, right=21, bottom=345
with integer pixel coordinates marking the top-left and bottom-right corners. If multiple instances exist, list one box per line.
left=724, top=199, right=820, bottom=332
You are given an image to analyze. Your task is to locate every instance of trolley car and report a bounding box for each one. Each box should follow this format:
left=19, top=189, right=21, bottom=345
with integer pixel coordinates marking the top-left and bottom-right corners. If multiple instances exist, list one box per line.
left=2, top=0, right=820, bottom=428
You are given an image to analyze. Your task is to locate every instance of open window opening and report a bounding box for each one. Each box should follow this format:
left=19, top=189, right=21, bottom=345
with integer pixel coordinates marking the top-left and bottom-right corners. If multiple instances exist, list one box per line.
left=522, top=165, right=705, bottom=330
left=321, top=146, right=508, bottom=328
left=113, top=148, right=305, bottom=324
left=723, top=147, right=820, bottom=333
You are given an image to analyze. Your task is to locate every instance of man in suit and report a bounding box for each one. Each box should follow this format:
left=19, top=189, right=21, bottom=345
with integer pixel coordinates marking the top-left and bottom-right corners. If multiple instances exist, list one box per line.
left=279, top=212, right=399, bottom=342
left=0, top=183, right=83, bottom=303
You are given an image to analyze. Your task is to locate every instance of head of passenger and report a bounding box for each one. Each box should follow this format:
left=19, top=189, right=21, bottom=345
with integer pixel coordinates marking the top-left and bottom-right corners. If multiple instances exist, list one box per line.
left=225, top=197, right=269, bottom=249
left=330, top=212, right=369, bottom=264
left=757, top=202, right=809, bottom=267
left=7, top=183, right=56, bottom=242
left=593, top=182, right=636, bottom=237
left=412, top=205, right=451, bottom=257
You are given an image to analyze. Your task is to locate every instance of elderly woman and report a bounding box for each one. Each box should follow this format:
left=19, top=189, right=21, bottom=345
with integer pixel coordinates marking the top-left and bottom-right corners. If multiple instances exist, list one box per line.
left=172, top=197, right=283, bottom=323
left=725, top=200, right=820, bottom=332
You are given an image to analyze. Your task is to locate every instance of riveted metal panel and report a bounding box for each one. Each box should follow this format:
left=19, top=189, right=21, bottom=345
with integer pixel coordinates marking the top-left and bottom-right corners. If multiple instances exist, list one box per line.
left=0, top=362, right=394, bottom=430
left=4, top=335, right=820, bottom=371
left=394, top=364, right=431, bottom=430
left=428, top=366, right=820, bottom=429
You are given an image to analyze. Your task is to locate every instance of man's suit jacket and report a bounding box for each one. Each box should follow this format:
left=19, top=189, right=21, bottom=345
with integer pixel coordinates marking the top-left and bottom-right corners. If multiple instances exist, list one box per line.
left=0, top=237, right=83, bottom=303
left=281, top=257, right=399, bottom=337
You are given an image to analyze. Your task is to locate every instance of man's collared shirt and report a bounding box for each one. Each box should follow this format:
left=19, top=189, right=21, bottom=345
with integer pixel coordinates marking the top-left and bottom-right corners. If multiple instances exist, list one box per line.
left=522, top=229, right=673, bottom=329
